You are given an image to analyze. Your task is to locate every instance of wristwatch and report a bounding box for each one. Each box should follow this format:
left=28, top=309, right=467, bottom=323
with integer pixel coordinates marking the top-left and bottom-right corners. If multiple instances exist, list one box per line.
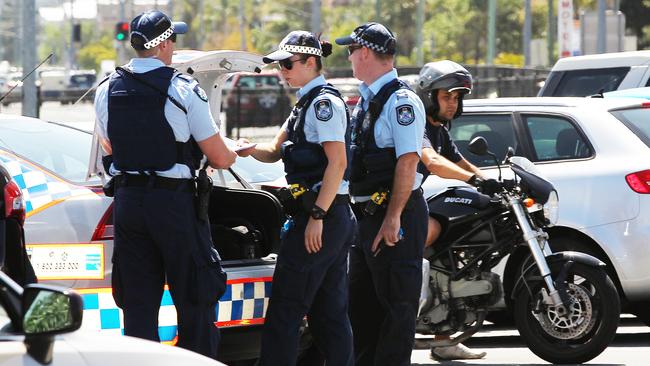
left=310, top=204, right=327, bottom=220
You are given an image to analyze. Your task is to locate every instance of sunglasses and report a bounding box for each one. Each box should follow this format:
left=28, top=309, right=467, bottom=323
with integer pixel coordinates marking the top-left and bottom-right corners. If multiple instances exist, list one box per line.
left=347, top=44, right=363, bottom=56
left=279, top=57, right=307, bottom=70
left=170, top=33, right=177, bottom=43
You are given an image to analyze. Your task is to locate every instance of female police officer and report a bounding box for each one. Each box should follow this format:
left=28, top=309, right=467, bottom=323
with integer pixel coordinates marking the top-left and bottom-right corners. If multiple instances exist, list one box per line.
left=237, top=31, right=355, bottom=365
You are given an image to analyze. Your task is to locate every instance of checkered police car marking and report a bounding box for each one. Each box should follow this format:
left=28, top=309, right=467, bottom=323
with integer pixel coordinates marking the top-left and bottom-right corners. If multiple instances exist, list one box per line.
left=396, top=105, right=415, bottom=126
left=0, top=152, right=94, bottom=215
left=77, top=277, right=272, bottom=342
left=315, top=99, right=333, bottom=121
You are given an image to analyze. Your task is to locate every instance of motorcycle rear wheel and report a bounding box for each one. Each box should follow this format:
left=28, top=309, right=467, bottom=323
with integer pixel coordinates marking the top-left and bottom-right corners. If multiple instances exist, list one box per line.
left=514, top=262, right=620, bottom=364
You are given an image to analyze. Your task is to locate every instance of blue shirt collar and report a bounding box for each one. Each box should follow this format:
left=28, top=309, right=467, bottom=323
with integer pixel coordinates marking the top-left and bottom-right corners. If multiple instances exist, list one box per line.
left=126, top=58, right=166, bottom=73
left=359, top=68, right=398, bottom=102
left=297, top=75, right=327, bottom=98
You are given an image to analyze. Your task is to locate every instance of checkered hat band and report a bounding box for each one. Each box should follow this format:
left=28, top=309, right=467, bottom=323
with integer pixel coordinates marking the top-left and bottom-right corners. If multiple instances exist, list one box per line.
left=351, top=32, right=388, bottom=54
left=280, top=44, right=322, bottom=56
left=143, top=24, right=174, bottom=50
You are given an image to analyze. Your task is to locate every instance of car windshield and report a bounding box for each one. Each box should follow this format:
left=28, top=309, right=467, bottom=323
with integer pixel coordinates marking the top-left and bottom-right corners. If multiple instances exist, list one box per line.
left=0, top=119, right=99, bottom=185
left=610, top=107, right=650, bottom=148
left=548, top=67, right=629, bottom=97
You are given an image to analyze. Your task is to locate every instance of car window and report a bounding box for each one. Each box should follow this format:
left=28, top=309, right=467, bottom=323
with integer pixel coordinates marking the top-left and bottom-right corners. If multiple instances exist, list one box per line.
left=524, top=115, right=592, bottom=161
left=550, top=67, right=630, bottom=97
left=450, top=114, right=518, bottom=167
left=610, top=107, right=650, bottom=148
left=0, top=121, right=99, bottom=185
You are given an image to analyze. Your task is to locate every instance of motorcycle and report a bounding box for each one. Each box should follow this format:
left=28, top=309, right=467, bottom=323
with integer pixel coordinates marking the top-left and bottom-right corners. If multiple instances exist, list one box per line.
left=417, top=136, right=620, bottom=364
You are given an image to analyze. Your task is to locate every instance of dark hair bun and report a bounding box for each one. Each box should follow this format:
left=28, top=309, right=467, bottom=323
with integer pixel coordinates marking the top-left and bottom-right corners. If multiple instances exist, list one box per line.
left=320, top=40, right=332, bottom=57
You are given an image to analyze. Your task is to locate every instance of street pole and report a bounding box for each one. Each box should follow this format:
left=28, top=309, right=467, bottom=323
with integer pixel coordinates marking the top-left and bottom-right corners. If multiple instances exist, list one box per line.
left=375, top=0, right=380, bottom=22
left=21, top=0, right=38, bottom=117
left=69, top=0, right=75, bottom=70
left=547, top=0, right=554, bottom=65
left=487, top=0, right=496, bottom=64
left=597, top=0, right=607, bottom=53
left=523, top=0, right=531, bottom=67
left=239, top=0, right=246, bottom=50
left=311, top=0, right=321, bottom=34
left=415, top=0, right=424, bottom=66
left=118, top=0, right=126, bottom=65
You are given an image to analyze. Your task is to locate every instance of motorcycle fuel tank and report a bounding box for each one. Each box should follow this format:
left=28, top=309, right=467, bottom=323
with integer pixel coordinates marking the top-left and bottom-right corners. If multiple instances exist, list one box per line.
left=427, top=187, right=492, bottom=219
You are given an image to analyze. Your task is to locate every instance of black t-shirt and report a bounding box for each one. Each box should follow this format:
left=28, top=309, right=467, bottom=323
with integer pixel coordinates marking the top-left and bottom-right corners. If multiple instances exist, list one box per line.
left=418, top=122, right=464, bottom=184
left=422, top=123, right=463, bottom=163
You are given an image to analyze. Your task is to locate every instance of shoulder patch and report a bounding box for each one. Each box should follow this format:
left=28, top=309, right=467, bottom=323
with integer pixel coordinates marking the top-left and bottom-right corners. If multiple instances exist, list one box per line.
left=193, top=84, right=209, bottom=102
left=314, top=99, right=333, bottom=121
left=396, top=105, right=415, bottom=126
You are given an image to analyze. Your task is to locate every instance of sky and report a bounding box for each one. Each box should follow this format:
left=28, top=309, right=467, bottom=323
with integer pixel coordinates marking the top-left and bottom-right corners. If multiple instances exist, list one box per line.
left=38, top=0, right=170, bottom=21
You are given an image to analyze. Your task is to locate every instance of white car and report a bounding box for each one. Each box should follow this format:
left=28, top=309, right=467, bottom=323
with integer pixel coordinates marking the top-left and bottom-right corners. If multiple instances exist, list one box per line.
left=0, top=271, right=225, bottom=366
left=422, top=97, right=650, bottom=323
left=538, top=50, right=650, bottom=97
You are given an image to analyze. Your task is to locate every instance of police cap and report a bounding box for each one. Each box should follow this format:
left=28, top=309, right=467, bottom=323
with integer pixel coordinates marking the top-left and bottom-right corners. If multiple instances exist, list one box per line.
left=335, top=22, right=396, bottom=55
left=130, top=10, right=188, bottom=51
left=263, top=31, right=323, bottom=64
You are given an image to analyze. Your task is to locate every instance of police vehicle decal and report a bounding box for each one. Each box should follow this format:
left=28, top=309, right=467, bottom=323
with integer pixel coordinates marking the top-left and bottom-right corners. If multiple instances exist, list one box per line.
left=314, top=99, right=333, bottom=121
left=396, top=105, right=415, bottom=126
left=77, top=277, right=272, bottom=343
left=0, top=152, right=94, bottom=215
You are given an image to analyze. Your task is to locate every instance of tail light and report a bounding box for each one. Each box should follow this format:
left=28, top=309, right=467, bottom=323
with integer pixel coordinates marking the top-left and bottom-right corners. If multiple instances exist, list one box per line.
left=625, top=170, right=650, bottom=194
left=4, top=180, right=25, bottom=225
left=92, top=203, right=114, bottom=241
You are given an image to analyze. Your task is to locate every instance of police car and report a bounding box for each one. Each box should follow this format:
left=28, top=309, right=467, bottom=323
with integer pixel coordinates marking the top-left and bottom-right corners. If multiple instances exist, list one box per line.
left=0, top=51, right=291, bottom=363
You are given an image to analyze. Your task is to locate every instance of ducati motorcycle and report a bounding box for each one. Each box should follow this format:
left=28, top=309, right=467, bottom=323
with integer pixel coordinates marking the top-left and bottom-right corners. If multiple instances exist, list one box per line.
left=417, top=137, right=620, bottom=364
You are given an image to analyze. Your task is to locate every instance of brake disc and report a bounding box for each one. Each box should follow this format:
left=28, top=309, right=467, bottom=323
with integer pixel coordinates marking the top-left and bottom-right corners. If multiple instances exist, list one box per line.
left=535, top=283, right=595, bottom=339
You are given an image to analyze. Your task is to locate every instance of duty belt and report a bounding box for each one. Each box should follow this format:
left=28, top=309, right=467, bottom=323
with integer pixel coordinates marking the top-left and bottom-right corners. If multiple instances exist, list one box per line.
left=116, top=174, right=194, bottom=193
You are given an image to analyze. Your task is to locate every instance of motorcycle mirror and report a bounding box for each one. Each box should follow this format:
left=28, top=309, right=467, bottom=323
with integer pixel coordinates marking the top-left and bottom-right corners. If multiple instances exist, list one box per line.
left=468, top=136, right=489, bottom=156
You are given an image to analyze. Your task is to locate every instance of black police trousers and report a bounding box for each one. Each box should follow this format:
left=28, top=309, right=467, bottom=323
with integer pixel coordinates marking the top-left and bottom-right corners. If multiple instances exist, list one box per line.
left=260, top=202, right=356, bottom=366
left=112, top=181, right=221, bottom=359
left=349, top=189, right=428, bottom=366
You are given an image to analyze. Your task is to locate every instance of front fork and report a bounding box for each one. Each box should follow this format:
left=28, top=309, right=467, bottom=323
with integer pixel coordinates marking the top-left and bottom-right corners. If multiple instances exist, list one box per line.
left=509, top=196, right=567, bottom=312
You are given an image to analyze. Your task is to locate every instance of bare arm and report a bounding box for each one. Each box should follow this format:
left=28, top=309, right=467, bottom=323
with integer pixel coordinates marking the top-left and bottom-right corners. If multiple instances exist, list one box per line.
left=457, top=158, right=486, bottom=179
left=305, top=141, right=347, bottom=254
left=314, top=141, right=347, bottom=211
left=421, top=147, right=473, bottom=182
left=100, top=137, right=112, bottom=155
left=237, top=129, right=288, bottom=163
left=197, top=133, right=237, bottom=169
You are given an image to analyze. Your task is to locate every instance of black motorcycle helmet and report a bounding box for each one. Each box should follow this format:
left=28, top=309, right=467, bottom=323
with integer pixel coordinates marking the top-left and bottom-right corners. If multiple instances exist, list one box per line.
left=416, top=60, right=473, bottom=123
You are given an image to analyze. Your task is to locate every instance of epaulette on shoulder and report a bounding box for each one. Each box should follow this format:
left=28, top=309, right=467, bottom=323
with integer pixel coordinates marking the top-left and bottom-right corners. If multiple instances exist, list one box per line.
left=395, top=89, right=410, bottom=100
left=175, top=73, right=195, bottom=83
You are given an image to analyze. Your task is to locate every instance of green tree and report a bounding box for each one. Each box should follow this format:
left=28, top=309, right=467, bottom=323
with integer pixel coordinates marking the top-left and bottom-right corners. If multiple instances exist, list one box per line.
left=77, top=35, right=117, bottom=71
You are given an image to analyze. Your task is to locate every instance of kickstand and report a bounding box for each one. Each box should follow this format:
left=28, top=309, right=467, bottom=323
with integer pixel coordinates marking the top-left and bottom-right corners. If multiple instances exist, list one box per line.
left=428, top=311, right=487, bottom=347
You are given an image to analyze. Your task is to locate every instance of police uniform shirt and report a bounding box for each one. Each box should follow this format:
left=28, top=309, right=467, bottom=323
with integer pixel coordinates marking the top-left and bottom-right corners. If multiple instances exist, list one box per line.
left=358, top=69, right=426, bottom=191
left=94, top=58, right=219, bottom=179
left=281, top=75, right=349, bottom=195
left=422, top=123, right=463, bottom=163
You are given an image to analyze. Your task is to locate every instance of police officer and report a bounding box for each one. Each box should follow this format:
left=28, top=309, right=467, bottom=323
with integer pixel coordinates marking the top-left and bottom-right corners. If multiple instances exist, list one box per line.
left=93, top=10, right=235, bottom=359
left=335, top=23, right=428, bottom=366
left=416, top=60, right=492, bottom=361
left=237, top=31, right=355, bottom=365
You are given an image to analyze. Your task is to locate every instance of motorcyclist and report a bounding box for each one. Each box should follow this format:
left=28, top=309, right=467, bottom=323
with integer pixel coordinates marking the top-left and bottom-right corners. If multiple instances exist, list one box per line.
left=416, top=60, right=493, bottom=361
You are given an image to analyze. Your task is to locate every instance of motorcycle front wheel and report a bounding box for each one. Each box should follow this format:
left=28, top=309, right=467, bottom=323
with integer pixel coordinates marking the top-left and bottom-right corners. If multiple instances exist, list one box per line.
left=514, top=262, right=620, bottom=364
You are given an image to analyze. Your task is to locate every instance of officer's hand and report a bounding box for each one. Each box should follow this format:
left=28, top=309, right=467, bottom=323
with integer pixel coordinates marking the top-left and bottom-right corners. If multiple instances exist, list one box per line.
left=477, top=178, right=501, bottom=196
left=372, top=216, right=401, bottom=255
left=235, top=138, right=255, bottom=157
left=305, top=218, right=323, bottom=254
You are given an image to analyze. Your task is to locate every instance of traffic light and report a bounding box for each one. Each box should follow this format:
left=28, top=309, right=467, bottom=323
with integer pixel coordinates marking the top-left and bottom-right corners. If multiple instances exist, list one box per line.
left=115, top=22, right=129, bottom=42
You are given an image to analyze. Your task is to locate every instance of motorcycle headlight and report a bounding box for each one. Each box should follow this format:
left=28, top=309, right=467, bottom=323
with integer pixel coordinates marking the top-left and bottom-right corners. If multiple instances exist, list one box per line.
left=543, top=190, right=559, bottom=226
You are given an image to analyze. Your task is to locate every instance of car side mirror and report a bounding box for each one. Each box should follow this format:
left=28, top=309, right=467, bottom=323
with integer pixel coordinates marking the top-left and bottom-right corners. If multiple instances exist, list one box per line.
left=22, top=285, right=83, bottom=364
left=468, top=136, right=489, bottom=156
